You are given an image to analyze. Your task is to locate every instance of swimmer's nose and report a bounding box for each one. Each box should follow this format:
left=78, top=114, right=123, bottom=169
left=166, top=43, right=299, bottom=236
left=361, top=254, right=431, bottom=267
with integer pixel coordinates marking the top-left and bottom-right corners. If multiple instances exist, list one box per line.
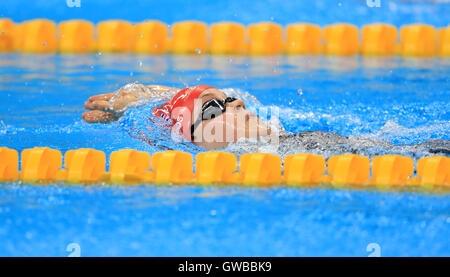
left=226, top=99, right=245, bottom=111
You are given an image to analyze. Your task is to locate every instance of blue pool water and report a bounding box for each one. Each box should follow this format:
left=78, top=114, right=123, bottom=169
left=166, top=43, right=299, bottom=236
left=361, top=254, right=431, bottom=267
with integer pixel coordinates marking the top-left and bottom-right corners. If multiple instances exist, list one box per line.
left=1, top=0, right=450, bottom=256
left=0, top=54, right=449, bottom=257
left=1, top=0, right=449, bottom=27
left=1, top=184, right=449, bottom=257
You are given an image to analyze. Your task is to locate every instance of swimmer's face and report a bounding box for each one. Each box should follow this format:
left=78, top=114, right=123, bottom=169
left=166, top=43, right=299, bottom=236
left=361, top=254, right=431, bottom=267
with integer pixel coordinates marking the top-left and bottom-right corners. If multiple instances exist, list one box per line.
left=190, top=88, right=271, bottom=149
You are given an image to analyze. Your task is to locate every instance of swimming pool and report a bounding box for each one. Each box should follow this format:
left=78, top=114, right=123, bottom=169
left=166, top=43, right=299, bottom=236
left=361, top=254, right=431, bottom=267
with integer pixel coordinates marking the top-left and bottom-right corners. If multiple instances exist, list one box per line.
left=1, top=0, right=449, bottom=257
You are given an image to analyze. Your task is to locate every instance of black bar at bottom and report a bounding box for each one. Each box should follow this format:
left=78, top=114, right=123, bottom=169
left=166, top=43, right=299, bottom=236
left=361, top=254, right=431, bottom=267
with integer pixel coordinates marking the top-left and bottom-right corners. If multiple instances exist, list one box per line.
left=0, top=257, right=448, bottom=274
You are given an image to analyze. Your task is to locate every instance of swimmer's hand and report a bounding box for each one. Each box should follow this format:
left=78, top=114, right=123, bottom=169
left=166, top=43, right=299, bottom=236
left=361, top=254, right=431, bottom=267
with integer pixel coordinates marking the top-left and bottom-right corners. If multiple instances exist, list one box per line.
left=82, top=84, right=178, bottom=123
left=83, top=90, right=140, bottom=123
left=82, top=92, right=122, bottom=123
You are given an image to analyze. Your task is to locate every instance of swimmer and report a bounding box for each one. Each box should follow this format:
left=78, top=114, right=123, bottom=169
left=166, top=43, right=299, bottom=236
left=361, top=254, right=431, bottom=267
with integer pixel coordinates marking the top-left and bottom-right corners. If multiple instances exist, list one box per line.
left=82, top=83, right=449, bottom=156
left=83, top=83, right=273, bottom=150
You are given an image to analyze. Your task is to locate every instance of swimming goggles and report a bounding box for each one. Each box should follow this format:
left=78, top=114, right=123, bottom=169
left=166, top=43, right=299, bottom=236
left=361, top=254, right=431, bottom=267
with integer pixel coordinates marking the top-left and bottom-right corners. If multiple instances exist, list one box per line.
left=190, top=97, right=237, bottom=140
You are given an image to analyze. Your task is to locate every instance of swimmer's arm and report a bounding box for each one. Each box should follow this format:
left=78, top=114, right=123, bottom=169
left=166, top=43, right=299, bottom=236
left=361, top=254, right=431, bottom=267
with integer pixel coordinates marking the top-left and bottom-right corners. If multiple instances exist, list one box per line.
left=82, top=83, right=180, bottom=123
left=112, top=84, right=180, bottom=104
left=145, top=85, right=180, bottom=94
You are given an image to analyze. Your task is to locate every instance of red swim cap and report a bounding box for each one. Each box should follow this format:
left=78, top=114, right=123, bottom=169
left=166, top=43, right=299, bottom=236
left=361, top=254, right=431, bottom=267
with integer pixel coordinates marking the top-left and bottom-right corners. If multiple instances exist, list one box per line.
left=151, top=85, right=213, bottom=141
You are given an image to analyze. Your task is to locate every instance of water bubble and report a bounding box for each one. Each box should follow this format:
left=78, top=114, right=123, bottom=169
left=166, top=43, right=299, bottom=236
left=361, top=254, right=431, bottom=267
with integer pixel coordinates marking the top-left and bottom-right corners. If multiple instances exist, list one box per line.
left=97, top=51, right=102, bottom=56
left=195, top=49, right=201, bottom=54
left=297, top=88, right=303, bottom=95
left=43, top=42, right=47, bottom=46
left=338, top=2, right=342, bottom=6
left=210, top=210, right=217, bottom=216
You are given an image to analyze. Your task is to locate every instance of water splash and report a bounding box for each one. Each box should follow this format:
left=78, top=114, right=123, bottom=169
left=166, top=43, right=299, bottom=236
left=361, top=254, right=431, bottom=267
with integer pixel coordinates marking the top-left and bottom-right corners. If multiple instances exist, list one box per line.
left=117, top=102, right=203, bottom=154
left=363, top=120, right=450, bottom=146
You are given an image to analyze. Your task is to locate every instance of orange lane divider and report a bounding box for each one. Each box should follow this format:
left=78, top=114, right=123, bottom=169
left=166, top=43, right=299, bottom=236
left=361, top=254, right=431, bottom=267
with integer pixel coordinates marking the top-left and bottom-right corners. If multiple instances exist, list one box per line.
left=195, top=151, right=237, bottom=184
left=151, top=150, right=193, bottom=184
left=438, top=25, right=450, bottom=58
left=62, top=148, right=106, bottom=183
left=16, top=19, right=57, bottom=53
left=285, top=23, right=322, bottom=55
left=283, top=153, right=326, bottom=185
left=0, top=18, right=449, bottom=57
left=107, top=149, right=153, bottom=183
left=400, top=23, right=437, bottom=57
left=417, top=156, right=450, bottom=186
left=170, top=21, right=208, bottom=54
left=327, top=154, right=371, bottom=185
left=361, top=23, right=397, bottom=56
left=58, top=20, right=95, bottom=53
left=323, top=23, right=359, bottom=56
left=248, top=22, right=284, bottom=55
left=133, top=20, right=168, bottom=54
left=238, top=153, right=282, bottom=185
left=0, top=18, right=15, bottom=52
left=0, top=147, right=18, bottom=181
left=20, top=147, right=62, bottom=182
left=371, top=155, right=414, bottom=186
left=0, top=147, right=448, bottom=187
left=97, top=20, right=134, bottom=53
left=210, top=22, right=247, bottom=55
